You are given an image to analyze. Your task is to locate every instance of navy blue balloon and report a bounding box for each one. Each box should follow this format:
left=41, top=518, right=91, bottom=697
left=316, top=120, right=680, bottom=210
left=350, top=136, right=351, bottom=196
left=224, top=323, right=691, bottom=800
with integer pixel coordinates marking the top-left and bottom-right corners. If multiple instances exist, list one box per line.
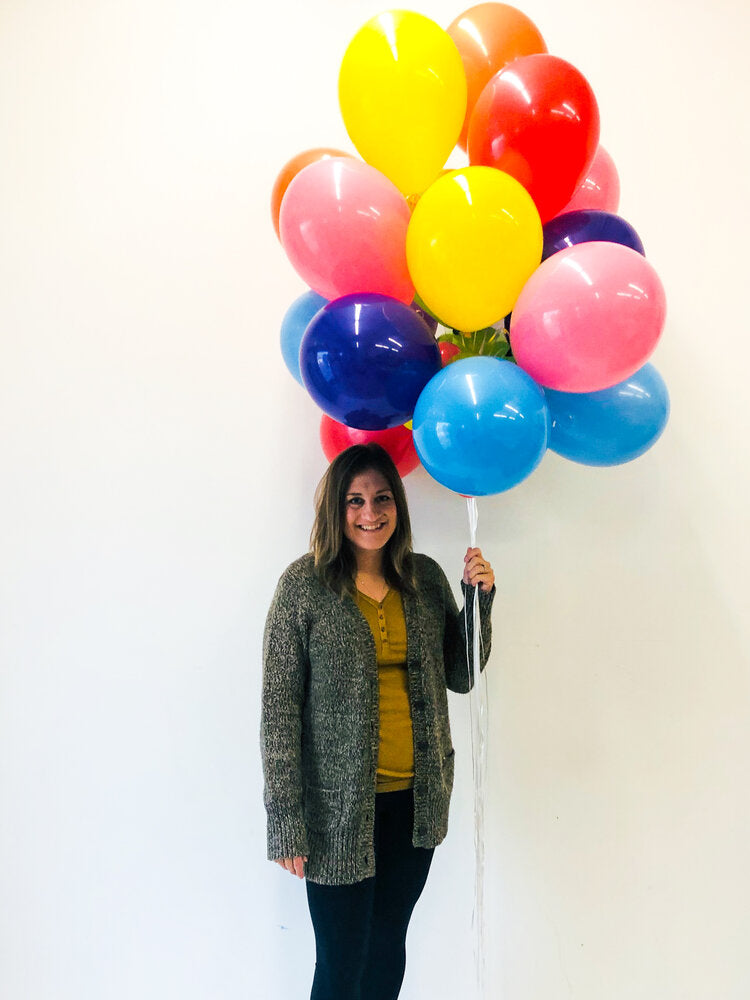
left=544, top=363, right=669, bottom=466
left=412, top=357, right=550, bottom=496
left=300, top=293, right=441, bottom=430
left=542, top=210, right=645, bottom=262
left=280, top=290, right=328, bottom=384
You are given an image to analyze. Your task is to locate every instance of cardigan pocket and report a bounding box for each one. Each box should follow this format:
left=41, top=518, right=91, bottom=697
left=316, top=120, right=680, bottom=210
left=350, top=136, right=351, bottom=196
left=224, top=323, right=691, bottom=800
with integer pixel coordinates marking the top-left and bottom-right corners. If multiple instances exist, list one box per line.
left=303, top=785, right=344, bottom=832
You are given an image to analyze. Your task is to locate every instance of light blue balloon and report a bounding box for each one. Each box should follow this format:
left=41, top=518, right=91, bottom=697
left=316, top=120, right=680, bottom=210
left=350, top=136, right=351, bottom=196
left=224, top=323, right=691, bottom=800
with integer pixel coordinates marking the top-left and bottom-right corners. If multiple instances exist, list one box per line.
left=280, top=290, right=328, bottom=384
left=544, top=363, right=670, bottom=466
left=412, top=357, right=550, bottom=496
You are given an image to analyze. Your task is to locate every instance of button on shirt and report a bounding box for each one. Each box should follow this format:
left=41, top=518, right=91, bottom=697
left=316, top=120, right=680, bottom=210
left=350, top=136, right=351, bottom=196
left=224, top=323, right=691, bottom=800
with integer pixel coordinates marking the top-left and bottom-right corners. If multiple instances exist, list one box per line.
left=355, top=588, right=414, bottom=792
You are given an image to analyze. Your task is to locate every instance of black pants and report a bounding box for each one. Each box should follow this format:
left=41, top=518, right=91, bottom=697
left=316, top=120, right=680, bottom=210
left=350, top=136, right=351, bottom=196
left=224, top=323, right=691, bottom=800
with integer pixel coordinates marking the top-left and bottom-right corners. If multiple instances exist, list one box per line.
left=306, top=788, right=434, bottom=1000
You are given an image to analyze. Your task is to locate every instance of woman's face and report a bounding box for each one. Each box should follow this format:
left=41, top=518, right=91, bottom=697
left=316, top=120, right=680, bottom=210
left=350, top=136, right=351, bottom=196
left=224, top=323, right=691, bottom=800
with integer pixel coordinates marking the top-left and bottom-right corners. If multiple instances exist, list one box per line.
left=343, top=469, right=398, bottom=557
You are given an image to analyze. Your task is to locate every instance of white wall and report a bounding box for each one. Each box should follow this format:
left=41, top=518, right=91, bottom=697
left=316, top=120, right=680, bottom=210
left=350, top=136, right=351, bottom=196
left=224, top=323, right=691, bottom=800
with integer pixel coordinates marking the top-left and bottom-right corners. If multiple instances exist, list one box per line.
left=1, top=1, right=748, bottom=997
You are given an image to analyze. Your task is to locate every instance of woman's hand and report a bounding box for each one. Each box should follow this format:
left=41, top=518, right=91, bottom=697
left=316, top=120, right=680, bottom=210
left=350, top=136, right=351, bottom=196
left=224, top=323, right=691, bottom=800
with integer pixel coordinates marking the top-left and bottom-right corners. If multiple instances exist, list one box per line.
left=463, top=547, right=495, bottom=593
left=275, top=856, right=307, bottom=879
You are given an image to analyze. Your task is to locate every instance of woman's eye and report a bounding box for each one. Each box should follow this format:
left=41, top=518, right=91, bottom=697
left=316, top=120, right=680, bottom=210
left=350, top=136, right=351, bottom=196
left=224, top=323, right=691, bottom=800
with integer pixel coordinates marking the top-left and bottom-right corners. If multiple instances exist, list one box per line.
left=347, top=497, right=363, bottom=506
left=376, top=495, right=394, bottom=504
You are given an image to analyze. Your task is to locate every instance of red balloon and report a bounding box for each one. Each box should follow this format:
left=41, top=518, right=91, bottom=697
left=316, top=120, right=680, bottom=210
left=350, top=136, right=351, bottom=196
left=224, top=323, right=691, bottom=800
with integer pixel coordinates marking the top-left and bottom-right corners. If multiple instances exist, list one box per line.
left=439, top=342, right=461, bottom=365
left=468, top=54, right=600, bottom=222
left=320, top=415, right=421, bottom=477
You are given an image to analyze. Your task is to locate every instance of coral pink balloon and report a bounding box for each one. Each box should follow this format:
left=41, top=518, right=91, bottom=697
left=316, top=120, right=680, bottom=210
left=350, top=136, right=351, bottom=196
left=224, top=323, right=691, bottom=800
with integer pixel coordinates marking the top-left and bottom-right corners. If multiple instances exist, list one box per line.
left=558, top=145, right=620, bottom=215
left=279, top=158, right=414, bottom=303
left=271, top=147, right=353, bottom=240
left=320, top=415, right=420, bottom=477
left=510, top=242, right=666, bottom=392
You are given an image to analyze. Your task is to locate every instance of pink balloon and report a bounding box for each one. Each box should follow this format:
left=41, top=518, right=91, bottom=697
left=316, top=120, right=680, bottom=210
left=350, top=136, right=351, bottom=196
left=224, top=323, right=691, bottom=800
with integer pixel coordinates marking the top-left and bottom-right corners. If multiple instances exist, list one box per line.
left=279, top=157, right=414, bottom=303
left=510, top=242, right=666, bottom=392
left=558, top=145, right=620, bottom=215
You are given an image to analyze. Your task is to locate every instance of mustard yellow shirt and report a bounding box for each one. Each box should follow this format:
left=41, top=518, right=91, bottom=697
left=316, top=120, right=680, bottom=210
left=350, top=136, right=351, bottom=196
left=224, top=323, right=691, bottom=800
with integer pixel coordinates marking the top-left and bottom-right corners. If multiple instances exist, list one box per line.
left=355, top=588, right=414, bottom=792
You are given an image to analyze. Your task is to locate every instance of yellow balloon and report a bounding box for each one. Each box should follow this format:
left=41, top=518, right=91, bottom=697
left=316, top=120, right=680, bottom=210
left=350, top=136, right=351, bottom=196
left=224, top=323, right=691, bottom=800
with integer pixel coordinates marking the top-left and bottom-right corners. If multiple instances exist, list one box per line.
left=338, top=11, right=467, bottom=196
left=406, top=167, right=543, bottom=332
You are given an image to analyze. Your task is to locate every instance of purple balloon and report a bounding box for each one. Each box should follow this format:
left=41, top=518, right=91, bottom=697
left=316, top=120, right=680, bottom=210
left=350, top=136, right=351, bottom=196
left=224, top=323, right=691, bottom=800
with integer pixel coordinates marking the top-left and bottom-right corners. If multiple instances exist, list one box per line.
left=300, top=293, right=441, bottom=430
left=542, top=210, right=645, bottom=262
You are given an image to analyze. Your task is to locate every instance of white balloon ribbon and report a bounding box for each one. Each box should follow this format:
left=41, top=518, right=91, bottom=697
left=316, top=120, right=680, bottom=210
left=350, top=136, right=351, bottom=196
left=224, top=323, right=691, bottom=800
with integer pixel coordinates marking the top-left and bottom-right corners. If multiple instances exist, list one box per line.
left=465, top=496, right=488, bottom=998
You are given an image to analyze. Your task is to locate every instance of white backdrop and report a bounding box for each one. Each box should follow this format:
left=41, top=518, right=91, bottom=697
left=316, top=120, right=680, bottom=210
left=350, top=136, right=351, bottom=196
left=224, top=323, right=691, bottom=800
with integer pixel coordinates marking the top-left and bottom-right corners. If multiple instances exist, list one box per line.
left=1, top=1, right=749, bottom=998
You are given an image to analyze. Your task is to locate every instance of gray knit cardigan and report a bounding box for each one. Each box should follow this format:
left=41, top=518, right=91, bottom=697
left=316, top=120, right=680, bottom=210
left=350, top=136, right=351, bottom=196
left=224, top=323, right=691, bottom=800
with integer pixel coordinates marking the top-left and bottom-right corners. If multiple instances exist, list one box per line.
left=261, top=552, right=494, bottom=885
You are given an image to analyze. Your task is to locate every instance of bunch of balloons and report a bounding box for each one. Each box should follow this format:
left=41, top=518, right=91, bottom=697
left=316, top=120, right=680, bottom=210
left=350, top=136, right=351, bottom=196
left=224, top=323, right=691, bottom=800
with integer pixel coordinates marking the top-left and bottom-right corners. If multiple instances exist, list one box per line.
left=272, top=3, right=669, bottom=497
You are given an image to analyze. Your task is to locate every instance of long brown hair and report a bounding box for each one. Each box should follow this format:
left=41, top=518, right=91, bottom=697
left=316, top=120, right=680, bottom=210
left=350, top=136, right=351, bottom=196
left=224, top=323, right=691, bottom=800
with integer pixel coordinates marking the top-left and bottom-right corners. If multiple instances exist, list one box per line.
left=310, top=444, right=415, bottom=597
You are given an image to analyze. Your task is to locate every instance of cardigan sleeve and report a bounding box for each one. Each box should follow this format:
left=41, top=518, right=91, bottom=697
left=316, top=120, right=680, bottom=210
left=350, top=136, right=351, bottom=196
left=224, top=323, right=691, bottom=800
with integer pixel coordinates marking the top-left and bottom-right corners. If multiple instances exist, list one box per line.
left=260, top=563, right=310, bottom=861
left=441, top=571, right=495, bottom=694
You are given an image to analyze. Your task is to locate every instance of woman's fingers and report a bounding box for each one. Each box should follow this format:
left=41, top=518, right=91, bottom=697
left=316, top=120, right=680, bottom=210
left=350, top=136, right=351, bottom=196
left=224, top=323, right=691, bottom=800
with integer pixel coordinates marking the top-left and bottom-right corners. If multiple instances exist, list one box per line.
left=463, top=546, right=478, bottom=582
left=463, top=547, right=495, bottom=592
left=275, top=856, right=307, bottom=878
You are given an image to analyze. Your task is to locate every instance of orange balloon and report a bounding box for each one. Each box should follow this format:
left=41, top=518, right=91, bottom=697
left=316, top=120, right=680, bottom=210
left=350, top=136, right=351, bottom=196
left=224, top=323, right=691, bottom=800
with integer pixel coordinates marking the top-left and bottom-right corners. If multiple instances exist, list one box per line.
left=271, top=148, right=353, bottom=239
left=447, top=3, right=547, bottom=150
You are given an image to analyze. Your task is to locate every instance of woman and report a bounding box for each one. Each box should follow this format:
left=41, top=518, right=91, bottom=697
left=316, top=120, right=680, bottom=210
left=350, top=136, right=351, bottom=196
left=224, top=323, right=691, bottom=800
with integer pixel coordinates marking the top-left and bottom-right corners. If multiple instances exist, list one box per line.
left=261, top=443, right=495, bottom=1000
